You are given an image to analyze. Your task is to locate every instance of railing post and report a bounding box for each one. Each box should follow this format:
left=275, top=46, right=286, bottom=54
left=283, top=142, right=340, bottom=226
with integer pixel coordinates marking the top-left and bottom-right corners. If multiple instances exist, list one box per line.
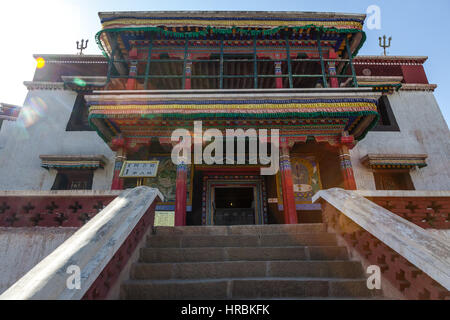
left=316, top=31, right=328, bottom=88
left=346, top=36, right=358, bottom=87
left=219, top=36, right=224, bottom=89
left=280, top=138, right=298, bottom=224
left=253, top=35, right=258, bottom=89
left=285, top=35, right=293, bottom=88
left=143, top=33, right=153, bottom=89
left=105, top=37, right=118, bottom=85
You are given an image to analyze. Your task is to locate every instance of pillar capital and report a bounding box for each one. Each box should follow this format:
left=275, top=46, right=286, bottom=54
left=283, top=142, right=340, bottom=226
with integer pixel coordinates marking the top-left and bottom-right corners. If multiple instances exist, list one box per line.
left=110, top=135, right=126, bottom=151
left=340, top=131, right=356, bottom=149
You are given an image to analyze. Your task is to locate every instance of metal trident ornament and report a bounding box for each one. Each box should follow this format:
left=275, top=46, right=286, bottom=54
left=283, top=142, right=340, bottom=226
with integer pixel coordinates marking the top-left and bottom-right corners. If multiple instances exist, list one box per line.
left=76, top=39, right=88, bottom=55
left=379, top=35, right=392, bottom=56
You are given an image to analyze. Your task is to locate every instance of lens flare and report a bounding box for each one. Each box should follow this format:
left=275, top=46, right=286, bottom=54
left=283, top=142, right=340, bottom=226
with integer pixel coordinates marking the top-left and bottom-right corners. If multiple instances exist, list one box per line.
left=36, top=57, right=45, bottom=69
left=73, top=78, right=87, bottom=87
left=18, top=96, right=48, bottom=128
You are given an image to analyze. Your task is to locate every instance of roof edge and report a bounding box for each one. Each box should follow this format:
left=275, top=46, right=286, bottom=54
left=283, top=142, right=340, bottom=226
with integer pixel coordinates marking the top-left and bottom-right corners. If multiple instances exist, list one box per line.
left=98, top=10, right=367, bottom=20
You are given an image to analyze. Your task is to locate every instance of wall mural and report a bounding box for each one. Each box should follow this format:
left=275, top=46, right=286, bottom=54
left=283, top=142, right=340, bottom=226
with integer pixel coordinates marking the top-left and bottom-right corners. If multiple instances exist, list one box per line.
left=276, top=155, right=322, bottom=209
left=142, top=156, right=192, bottom=211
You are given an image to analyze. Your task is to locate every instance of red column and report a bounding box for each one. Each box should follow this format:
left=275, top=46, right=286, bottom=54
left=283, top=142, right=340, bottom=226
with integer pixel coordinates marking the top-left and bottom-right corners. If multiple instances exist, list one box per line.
left=328, top=48, right=339, bottom=88
left=184, top=54, right=192, bottom=90
left=339, top=133, right=357, bottom=190
left=280, top=138, right=298, bottom=224
left=111, top=147, right=126, bottom=190
left=275, top=60, right=283, bottom=88
left=126, top=48, right=138, bottom=90
left=174, top=162, right=188, bottom=226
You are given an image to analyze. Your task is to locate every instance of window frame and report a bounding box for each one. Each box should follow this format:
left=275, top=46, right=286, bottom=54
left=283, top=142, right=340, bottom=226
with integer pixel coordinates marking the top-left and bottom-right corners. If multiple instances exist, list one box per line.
left=66, top=94, right=94, bottom=132
left=371, top=95, right=400, bottom=132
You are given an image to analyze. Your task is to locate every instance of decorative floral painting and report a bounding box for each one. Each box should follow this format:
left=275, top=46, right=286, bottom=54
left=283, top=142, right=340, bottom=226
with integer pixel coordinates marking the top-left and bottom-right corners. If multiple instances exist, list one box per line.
left=143, top=156, right=192, bottom=206
left=277, top=156, right=322, bottom=205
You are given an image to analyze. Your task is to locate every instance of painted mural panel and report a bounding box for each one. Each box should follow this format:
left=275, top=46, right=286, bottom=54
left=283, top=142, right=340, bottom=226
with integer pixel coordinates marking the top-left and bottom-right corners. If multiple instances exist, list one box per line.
left=142, top=156, right=192, bottom=210
left=277, top=155, right=322, bottom=207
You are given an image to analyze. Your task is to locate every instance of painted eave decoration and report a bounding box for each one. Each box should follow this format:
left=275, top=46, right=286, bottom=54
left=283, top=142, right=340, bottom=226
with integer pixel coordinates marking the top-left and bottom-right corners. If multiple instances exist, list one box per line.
left=86, top=92, right=380, bottom=144
left=40, top=155, right=108, bottom=170
left=361, top=154, right=428, bottom=169
left=95, top=11, right=367, bottom=59
left=0, top=103, right=22, bottom=121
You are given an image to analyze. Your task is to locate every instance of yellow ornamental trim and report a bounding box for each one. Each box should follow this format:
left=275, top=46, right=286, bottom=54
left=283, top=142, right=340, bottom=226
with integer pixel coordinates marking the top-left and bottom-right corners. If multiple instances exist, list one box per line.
left=102, top=19, right=363, bottom=30
left=89, top=102, right=377, bottom=111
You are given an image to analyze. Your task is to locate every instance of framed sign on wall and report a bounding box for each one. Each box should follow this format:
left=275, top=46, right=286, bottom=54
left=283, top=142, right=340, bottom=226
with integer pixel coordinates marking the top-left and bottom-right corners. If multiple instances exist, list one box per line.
left=119, top=160, right=160, bottom=178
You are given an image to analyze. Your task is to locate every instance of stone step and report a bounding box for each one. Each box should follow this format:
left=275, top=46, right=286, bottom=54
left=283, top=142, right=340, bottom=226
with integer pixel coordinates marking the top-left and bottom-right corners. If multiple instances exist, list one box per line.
left=153, top=223, right=326, bottom=236
left=146, top=233, right=337, bottom=248
left=139, top=246, right=349, bottom=263
left=130, top=260, right=364, bottom=280
left=121, top=278, right=379, bottom=300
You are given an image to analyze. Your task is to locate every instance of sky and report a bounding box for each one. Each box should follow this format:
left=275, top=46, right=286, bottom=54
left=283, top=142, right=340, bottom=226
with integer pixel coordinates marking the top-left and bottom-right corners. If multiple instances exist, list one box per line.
left=0, top=0, right=449, bottom=126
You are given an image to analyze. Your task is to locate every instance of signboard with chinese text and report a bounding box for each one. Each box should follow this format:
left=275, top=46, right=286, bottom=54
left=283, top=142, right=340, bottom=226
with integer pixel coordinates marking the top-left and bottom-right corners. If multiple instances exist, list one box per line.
left=119, top=161, right=159, bottom=178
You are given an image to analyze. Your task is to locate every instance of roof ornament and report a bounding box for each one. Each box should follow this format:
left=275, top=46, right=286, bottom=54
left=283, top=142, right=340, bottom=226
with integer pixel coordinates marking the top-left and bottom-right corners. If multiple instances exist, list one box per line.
left=76, top=39, right=88, bottom=55
left=379, top=35, right=392, bottom=56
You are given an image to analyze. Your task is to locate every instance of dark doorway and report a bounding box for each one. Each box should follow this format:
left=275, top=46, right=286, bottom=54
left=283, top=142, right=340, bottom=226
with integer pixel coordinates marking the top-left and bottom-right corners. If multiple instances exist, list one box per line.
left=214, top=187, right=255, bottom=225
left=51, top=170, right=93, bottom=190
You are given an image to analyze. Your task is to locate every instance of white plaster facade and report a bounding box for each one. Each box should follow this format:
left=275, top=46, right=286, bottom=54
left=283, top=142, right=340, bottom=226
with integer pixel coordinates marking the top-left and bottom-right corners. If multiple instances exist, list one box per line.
left=0, top=87, right=448, bottom=192
left=351, top=90, right=450, bottom=191
left=0, top=89, right=115, bottom=190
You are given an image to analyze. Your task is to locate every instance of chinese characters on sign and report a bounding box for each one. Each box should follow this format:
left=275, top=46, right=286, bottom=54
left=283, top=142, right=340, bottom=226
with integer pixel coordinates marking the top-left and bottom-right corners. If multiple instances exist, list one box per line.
left=119, top=161, right=160, bottom=178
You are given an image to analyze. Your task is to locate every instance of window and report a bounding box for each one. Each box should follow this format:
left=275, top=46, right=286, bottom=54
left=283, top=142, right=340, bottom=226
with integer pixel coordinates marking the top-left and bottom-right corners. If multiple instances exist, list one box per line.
left=66, top=94, right=94, bottom=131
left=373, top=171, right=415, bottom=190
left=371, top=96, right=400, bottom=131
left=51, top=170, right=94, bottom=190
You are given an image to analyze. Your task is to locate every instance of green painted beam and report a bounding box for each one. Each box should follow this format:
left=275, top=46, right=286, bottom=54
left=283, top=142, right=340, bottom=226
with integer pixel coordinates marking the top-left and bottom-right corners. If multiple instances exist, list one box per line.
left=143, top=34, right=153, bottom=89
left=316, top=32, right=328, bottom=88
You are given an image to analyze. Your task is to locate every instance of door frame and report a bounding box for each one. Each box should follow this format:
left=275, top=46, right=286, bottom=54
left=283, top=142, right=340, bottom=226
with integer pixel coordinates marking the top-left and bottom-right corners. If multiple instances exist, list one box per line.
left=202, top=175, right=267, bottom=225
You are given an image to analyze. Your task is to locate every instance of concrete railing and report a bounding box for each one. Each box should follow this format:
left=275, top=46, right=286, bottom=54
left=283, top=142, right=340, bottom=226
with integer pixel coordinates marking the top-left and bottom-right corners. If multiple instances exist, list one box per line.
left=355, top=190, right=450, bottom=229
left=313, top=188, right=450, bottom=296
left=0, top=190, right=122, bottom=228
left=0, top=186, right=163, bottom=300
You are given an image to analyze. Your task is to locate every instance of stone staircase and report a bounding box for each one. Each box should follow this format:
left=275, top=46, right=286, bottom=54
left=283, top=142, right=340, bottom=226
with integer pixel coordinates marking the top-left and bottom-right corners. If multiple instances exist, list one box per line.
left=120, top=224, right=383, bottom=299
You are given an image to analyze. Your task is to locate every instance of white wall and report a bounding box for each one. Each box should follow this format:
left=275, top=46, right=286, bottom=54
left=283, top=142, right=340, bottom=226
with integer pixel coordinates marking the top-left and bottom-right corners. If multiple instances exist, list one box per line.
left=1, top=89, right=448, bottom=191
left=0, top=227, right=76, bottom=294
left=351, top=90, right=450, bottom=191
left=0, top=89, right=115, bottom=190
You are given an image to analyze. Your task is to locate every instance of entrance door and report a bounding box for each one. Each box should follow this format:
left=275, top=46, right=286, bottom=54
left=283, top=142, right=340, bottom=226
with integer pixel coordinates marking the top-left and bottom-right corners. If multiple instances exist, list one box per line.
left=203, top=176, right=266, bottom=225
left=213, top=187, right=255, bottom=225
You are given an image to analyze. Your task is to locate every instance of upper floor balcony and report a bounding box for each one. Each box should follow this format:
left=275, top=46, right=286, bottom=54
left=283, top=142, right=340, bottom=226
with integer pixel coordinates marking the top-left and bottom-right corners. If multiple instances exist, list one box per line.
left=98, top=32, right=360, bottom=91
left=88, top=11, right=367, bottom=91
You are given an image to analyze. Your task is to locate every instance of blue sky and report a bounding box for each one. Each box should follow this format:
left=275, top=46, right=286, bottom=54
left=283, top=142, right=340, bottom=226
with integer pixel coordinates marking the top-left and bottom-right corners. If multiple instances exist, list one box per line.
left=1, top=0, right=449, bottom=126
